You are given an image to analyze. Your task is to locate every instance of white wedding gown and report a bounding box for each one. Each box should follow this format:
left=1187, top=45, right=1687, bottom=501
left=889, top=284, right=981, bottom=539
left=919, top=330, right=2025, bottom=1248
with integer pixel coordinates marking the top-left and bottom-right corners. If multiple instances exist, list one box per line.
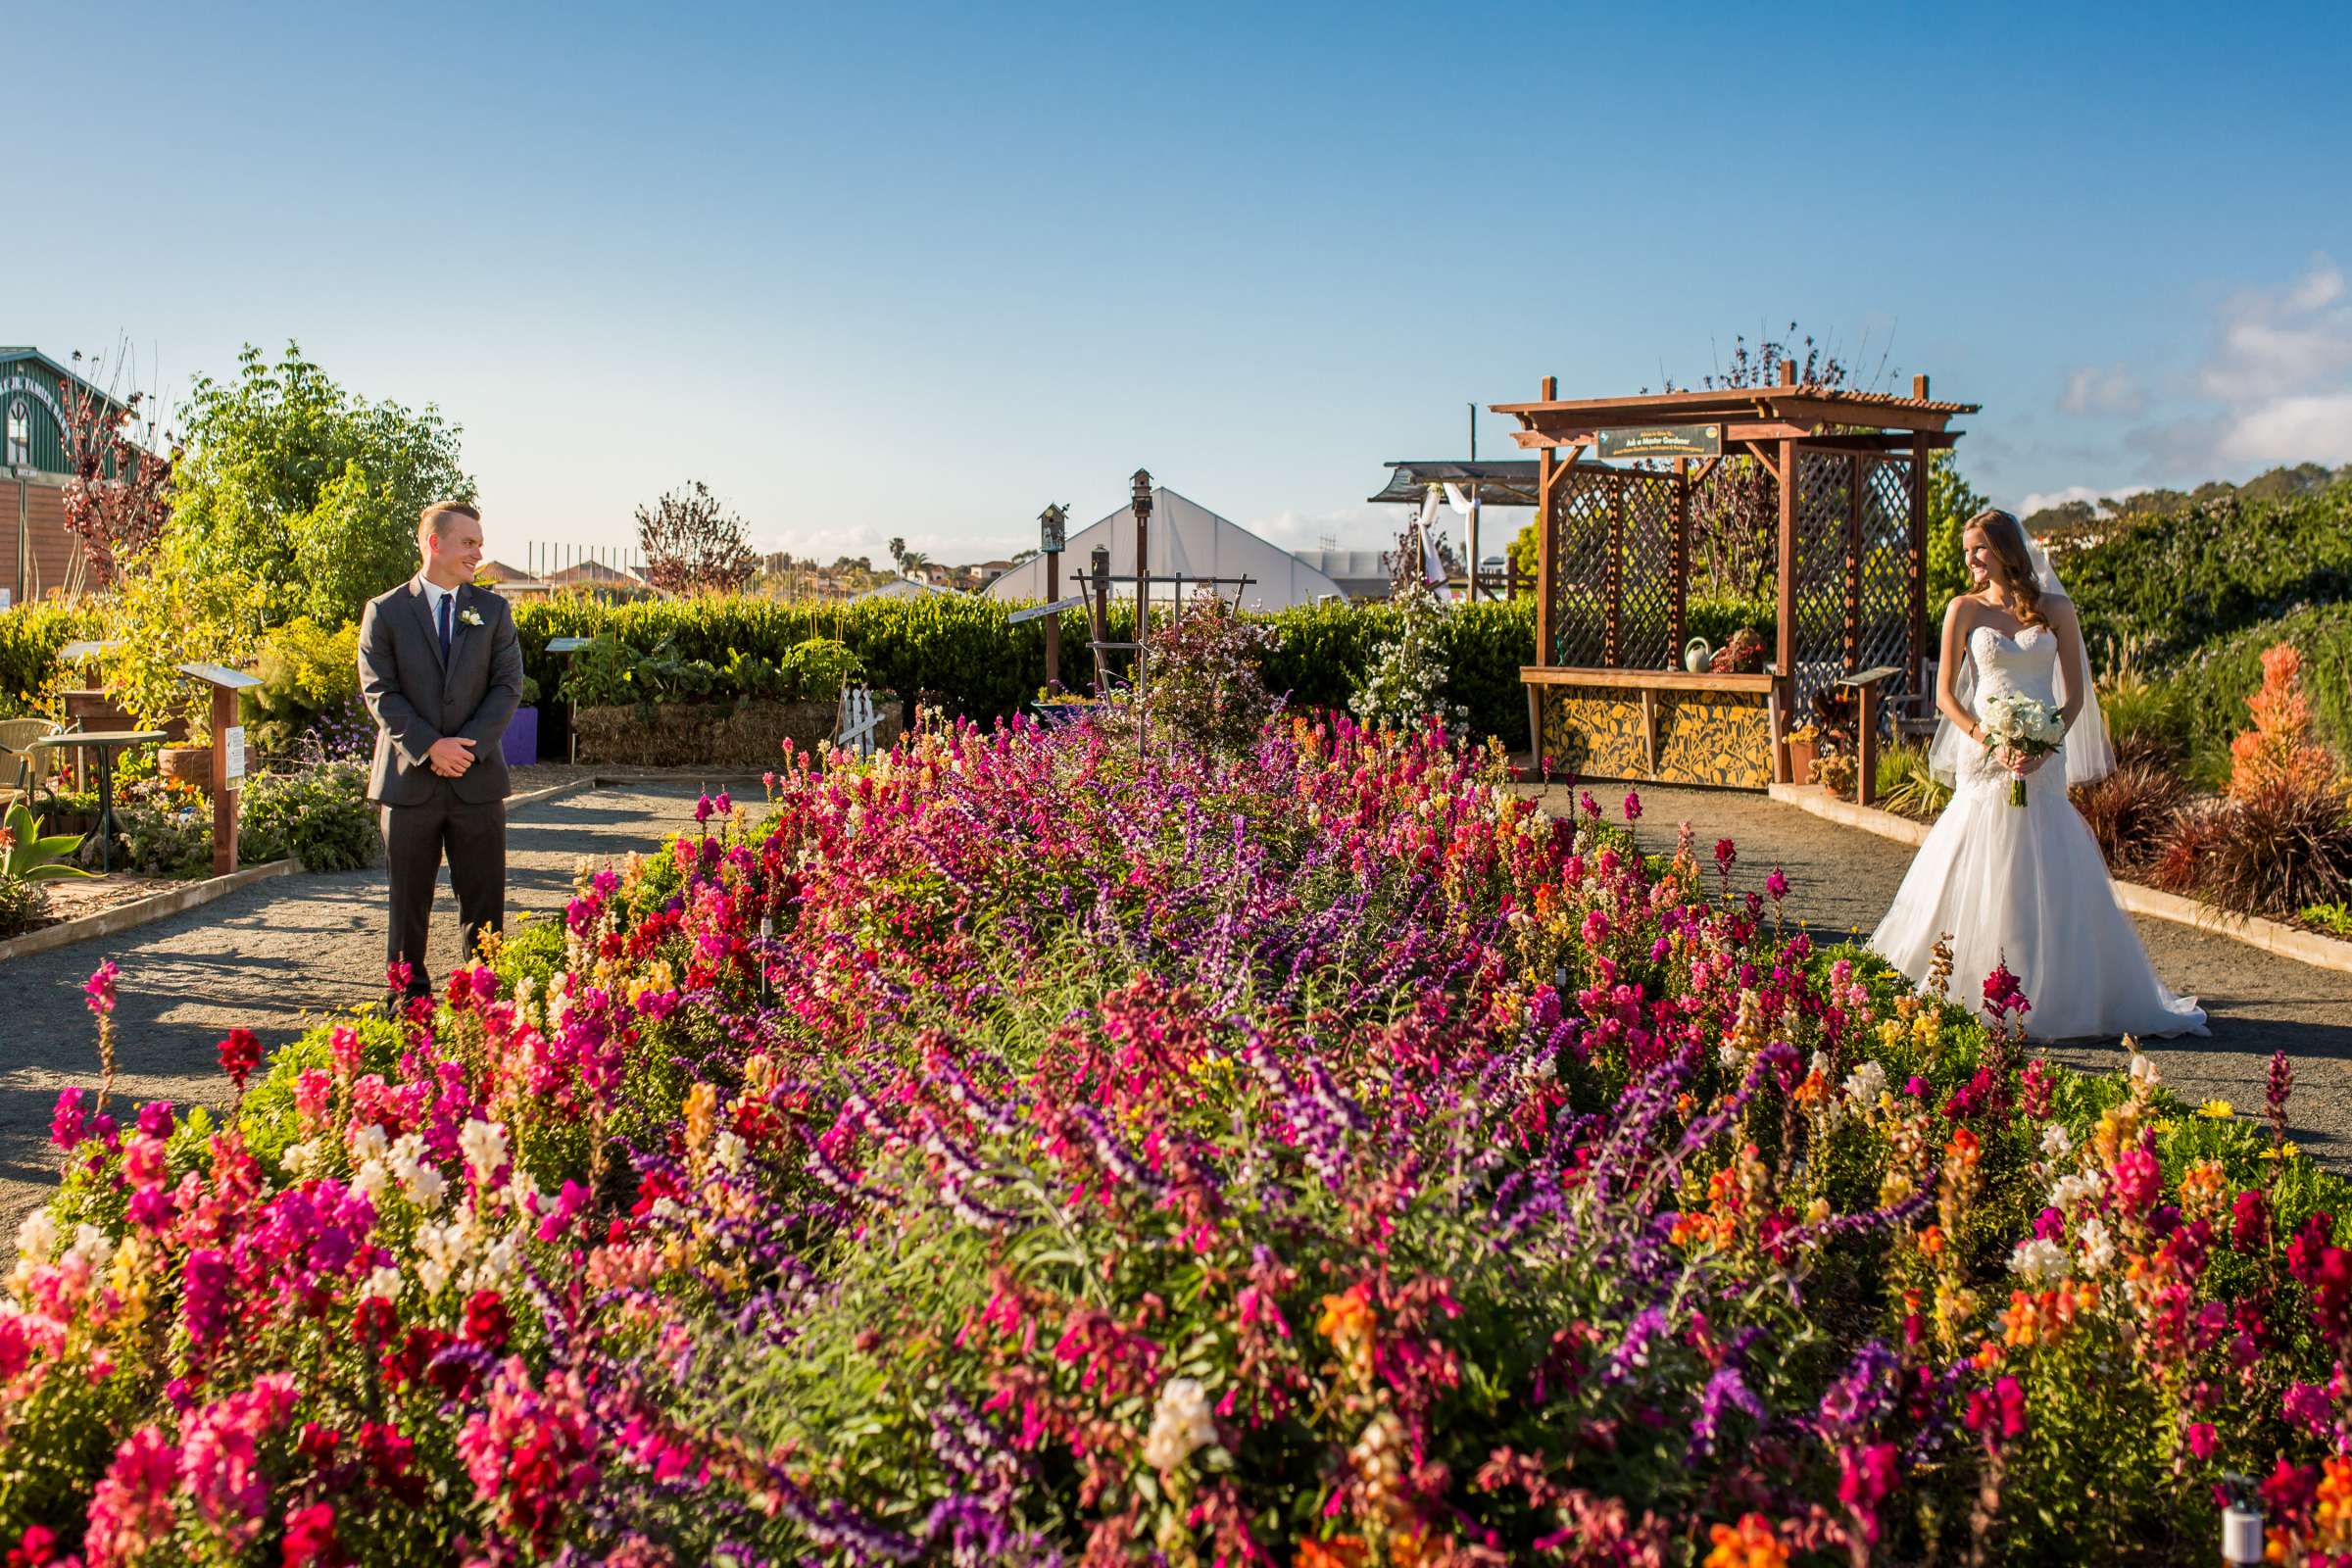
left=1870, top=624, right=2208, bottom=1041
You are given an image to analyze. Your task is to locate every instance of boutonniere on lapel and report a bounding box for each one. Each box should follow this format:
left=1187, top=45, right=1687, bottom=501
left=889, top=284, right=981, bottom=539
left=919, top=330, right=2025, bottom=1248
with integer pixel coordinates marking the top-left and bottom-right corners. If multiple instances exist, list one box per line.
left=459, top=607, right=485, bottom=627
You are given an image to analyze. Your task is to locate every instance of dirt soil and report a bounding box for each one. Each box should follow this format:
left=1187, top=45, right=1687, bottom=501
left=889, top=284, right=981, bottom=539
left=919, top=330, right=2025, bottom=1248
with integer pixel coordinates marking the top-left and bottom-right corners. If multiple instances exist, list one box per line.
left=1513, top=779, right=2352, bottom=1168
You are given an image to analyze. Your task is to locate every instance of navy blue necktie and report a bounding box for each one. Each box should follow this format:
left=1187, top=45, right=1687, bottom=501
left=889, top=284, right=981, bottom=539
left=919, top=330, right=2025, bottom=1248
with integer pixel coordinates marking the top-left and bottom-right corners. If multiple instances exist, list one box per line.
left=436, top=591, right=453, bottom=663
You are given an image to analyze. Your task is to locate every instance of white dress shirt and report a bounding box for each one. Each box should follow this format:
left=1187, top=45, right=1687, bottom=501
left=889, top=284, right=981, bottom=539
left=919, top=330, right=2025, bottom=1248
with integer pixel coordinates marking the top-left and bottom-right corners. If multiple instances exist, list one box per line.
left=420, top=577, right=459, bottom=643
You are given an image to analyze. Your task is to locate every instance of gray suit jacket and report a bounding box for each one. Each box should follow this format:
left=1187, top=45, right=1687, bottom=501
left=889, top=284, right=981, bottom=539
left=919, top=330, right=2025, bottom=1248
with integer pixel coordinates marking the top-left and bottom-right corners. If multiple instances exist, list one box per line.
left=358, top=578, right=524, bottom=807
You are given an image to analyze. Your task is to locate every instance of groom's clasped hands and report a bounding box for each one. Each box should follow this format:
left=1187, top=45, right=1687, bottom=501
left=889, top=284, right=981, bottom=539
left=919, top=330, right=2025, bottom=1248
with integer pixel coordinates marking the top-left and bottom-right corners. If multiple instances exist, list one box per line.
left=426, top=735, right=477, bottom=778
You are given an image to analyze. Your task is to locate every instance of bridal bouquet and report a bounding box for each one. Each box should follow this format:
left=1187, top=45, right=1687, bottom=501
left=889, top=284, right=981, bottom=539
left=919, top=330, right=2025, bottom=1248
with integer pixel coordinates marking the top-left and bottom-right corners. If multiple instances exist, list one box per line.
left=1977, top=691, right=2066, bottom=805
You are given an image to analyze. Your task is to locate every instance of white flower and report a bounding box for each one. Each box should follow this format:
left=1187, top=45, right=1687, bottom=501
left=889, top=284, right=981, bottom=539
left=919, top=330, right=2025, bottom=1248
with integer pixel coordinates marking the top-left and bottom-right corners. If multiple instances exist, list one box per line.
left=403, top=1163, right=448, bottom=1210
left=15, top=1210, right=58, bottom=1267
left=1142, top=1377, right=1218, bottom=1472
left=416, top=1256, right=450, bottom=1296
left=460, top=1118, right=510, bottom=1183
left=459, top=607, right=485, bottom=626
left=2079, top=1217, right=2117, bottom=1276
left=2008, top=1238, right=2069, bottom=1285
left=2130, top=1053, right=2161, bottom=1089
left=2049, top=1171, right=2104, bottom=1210
left=1718, top=1044, right=1747, bottom=1070
left=1842, top=1061, right=1888, bottom=1105
left=363, top=1265, right=404, bottom=1302
left=2039, top=1123, right=2073, bottom=1159
left=351, top=1160, right=390, bottom=1205
left=714, top=1131, right=748, bottom=1172
left=352, top=1124, right=389, bottom=1163
left=69, top=1224, right=115, bottom=1274
left=1810, top=1051, right=1834, bottom=1079
left=281, top=1140, right=319, bottom=1179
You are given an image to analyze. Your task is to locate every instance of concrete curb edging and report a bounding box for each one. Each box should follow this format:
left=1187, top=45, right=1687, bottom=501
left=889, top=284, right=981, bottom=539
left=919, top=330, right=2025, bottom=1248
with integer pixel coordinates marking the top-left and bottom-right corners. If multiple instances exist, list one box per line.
left=0, top=778, right=616, bottom=964
left=0, top=858, right=301, bottom=963
left=1766, top=782, right=2352, bottom=977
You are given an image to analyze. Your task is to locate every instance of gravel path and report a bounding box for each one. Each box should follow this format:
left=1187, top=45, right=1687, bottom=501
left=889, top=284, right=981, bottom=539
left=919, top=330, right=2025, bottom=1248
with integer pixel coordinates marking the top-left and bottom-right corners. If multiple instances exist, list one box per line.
left=0, top=780, right=760, bottom=1235
left=1515, top=781, right=2352, bottom=1167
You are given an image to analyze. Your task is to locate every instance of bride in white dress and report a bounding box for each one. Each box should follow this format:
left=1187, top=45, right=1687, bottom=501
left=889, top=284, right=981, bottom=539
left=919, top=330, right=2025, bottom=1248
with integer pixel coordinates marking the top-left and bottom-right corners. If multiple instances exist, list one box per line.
left=1870, top=509, right=2207, bottom=1040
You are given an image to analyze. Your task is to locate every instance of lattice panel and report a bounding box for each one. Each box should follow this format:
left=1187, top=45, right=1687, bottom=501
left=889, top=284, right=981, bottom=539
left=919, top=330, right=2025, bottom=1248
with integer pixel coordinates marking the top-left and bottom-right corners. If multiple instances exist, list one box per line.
left=1856, top=456, right=1920, bottom=728
left=1549, top=474, right=1610, bottom=666
left=1617, top=471, right=1678, bottom=670
left=1788, top=450, right=1852, bottom=721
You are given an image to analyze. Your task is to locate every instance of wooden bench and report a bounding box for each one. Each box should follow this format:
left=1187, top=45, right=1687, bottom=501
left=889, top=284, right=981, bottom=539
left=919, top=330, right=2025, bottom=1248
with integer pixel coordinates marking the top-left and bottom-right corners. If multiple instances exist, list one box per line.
left=1838, top=665, right=1902, bottom=806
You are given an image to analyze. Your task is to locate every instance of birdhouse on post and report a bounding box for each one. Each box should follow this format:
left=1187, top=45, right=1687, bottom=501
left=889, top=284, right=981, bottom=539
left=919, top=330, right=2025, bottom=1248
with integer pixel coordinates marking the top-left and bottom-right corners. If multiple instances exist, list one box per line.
left=174, top=662, right=263, bottom=875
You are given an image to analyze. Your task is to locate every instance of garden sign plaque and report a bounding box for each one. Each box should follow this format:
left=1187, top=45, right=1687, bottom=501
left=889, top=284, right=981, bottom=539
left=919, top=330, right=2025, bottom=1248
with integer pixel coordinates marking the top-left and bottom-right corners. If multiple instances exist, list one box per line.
left=1595, top=424, right=1722, bottom=461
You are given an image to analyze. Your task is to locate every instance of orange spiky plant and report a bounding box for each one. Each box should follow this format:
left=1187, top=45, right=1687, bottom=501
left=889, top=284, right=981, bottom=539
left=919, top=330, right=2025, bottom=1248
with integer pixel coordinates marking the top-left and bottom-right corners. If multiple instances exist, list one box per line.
left=2227, top=642, right=2340, bottom=802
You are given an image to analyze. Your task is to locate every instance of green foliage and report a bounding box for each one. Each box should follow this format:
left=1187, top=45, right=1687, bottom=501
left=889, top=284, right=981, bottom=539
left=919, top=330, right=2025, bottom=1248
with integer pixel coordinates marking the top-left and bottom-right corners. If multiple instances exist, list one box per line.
left=1926, top=449, right=1984, bottom=618
left=777, top=637, right=863, bottom=701
left=563, top=633, right=867, bottom=710
left=164, top=342, right=473, bottom=631
left=1138, top=594, right=1279, bottom=754
left=0, top=801, right=93, bottom=935
left=112, top=791, right=214, bottom=877
left=2302, top=902, right=2352, bottom=938
left=95, top=541, right=270, bottom=740
left=2150, top=602, right=2352, bottom=784
left=2055, top=474, right=2352, bottom=669
left=238, top=762, right=380, bottom=872
left=241, top=616, right=361, bottom=751
left=0, top=600, right=104, bottom=717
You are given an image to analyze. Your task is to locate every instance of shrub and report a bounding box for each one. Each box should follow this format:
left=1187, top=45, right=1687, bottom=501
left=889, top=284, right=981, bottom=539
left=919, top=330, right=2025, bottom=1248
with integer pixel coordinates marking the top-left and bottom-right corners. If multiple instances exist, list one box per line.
left=2096, top=659, right=2189, bottom=768
left=2303, top=902, right=2352, bottom=938
left=1350, top=580, right=1465, bottom=735
left=2152, top=778, right=2352, bottom=918
left=238, top=763, right=380, bottom=871
left=2070, top=758, right=2190, bottom=873
left=0, top=599, right=104, bottom=717
left=776, top=637, right=863, bottom=701
left=1137, top=593, right=1278, bottom=754
left=2228, top=641, right=2341, bottom=802
left=1875, top=740, right=1951, bottom=820
left=242, top=616, right=361, bottom=755
left=111, top=785, right=215, bottom=876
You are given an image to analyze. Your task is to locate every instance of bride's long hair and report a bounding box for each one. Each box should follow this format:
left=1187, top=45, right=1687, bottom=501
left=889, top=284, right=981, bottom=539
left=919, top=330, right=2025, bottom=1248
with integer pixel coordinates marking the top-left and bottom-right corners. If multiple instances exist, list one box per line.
left=1967, top=508, right=2048, bottom=629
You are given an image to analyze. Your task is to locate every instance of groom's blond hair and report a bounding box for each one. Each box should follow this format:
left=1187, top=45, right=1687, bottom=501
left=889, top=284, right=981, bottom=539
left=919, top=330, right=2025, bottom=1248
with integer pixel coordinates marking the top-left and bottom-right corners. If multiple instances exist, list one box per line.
left=417, top=501, right=481, bottom=543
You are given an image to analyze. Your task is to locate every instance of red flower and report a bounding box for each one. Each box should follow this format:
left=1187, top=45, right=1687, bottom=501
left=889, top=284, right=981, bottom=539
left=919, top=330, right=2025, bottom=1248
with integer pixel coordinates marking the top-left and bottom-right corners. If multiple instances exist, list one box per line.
left=1964, top=1375, right=2028, bottom=1447
left=281, top=1501, right=339, bottom=1568
left=464, top=1290, right=511, bottom=1352
left=7, top=1524, right=58, bottom=1567
left=352, top=1297, right=398, bottom=1348
left=218, top=1027, right=263, bottom=1092
left=1981, top=960, right=2033, bottom=1018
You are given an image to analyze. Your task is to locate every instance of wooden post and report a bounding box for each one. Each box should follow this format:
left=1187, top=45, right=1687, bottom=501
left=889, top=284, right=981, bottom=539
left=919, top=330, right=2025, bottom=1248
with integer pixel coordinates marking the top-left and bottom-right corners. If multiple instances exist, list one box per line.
left=1774, top=437, right=1797, bottom=782
left=1857, top=681, right=1881, bottom=807
left=1535, top=374, right=1556, bottom=664
left=1844, top=452, right=1864, bottom=672
left=1909, top=433, right=1932, bottom=695
left=210, top=685, right=239, bottom=875
left=1671, top=458, right=1690, bottom=658
left=1088, top=545, right=1112, bottom=698
left=1043, top=546, right=1061, bottom=692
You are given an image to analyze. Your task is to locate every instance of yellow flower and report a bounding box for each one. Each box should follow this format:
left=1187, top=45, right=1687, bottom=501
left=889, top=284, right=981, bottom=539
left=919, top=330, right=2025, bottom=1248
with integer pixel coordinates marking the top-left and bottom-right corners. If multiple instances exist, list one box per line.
left=2196, top=1099, right=2235, bottom=1119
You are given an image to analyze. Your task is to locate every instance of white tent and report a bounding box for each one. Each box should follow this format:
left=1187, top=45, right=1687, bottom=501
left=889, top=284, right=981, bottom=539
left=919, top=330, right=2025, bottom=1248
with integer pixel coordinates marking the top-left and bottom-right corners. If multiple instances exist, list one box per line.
left=983, top=487, right=1346, bottom=612
left=854, top=576, right=965, bottom=604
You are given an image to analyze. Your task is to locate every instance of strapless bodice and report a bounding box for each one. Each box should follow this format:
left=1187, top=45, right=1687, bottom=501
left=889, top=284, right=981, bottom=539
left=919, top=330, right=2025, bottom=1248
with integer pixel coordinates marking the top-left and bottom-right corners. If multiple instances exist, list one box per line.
left=1970, top=623, right=2060, bottom=710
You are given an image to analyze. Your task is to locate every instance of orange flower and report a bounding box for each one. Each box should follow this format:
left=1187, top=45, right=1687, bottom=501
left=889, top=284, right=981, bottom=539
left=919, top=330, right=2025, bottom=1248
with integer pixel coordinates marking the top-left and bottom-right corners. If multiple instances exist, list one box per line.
left=1704, top=1513, right=1789, bottom=1568
left=2001, top=1292, right=2037, bottom=1347
left=1295, top=1538, right=1368, bottom=1568
left=1919, top=1225, right=1946, bottom=1258
left=1945, top=1128, right=1982, bottom=1167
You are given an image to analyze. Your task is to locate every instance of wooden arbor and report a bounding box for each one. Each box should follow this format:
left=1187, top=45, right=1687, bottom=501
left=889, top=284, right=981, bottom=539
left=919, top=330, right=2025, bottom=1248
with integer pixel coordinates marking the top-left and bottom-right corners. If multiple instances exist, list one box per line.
left=1494, top=367, right=1977, bottom=794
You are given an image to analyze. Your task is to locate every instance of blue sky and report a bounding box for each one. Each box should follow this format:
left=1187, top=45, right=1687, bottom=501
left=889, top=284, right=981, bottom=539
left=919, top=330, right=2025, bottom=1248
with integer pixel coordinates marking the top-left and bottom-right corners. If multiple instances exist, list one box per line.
left=10, top=0, right=2350, bottom=567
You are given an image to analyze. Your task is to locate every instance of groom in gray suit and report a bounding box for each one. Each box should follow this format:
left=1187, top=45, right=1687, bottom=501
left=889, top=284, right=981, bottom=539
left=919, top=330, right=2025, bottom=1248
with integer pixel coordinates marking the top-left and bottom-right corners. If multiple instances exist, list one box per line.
left=358, top=501, right=524, bottom=1001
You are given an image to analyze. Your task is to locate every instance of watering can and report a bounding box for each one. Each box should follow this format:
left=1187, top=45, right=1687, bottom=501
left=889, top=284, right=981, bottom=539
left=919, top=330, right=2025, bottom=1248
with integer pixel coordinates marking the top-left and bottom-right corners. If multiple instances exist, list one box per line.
left=1683, top=636, right=1713, bottom=673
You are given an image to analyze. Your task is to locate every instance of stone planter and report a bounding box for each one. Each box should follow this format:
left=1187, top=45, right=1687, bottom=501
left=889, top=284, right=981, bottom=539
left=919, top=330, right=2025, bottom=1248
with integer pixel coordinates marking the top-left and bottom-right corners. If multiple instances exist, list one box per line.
left=571, top=698, right=902, bottom=769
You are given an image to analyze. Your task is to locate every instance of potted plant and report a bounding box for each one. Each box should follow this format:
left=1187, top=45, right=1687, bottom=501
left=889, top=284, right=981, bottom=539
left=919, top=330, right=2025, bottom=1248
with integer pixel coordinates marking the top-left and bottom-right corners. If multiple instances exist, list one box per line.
left=1785, top=722, right=1819, bottom=786
left=502, top=675, right=541, bottom=767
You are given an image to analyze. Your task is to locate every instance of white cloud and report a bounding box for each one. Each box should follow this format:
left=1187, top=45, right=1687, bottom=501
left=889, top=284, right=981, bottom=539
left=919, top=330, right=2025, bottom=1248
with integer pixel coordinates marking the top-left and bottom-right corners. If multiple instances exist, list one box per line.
left=2015, top=483, right=2155, bottom=517
left=2214, top=389, right=2352, bottom=465
left=2057, top=365, right=2144, bottom=416
left=2193, top=257, right=2352, bottom=463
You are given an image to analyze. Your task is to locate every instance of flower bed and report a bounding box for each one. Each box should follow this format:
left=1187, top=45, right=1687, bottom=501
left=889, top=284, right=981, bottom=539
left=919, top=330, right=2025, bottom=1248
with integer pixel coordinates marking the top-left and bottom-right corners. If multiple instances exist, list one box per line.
left=4, top=717, right=2350, bottom=1565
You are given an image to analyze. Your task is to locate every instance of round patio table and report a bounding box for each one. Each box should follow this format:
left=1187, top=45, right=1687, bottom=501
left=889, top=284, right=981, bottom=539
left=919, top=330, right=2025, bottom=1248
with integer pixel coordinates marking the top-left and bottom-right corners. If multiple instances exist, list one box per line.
left=27, top=729, right=168, bottom=873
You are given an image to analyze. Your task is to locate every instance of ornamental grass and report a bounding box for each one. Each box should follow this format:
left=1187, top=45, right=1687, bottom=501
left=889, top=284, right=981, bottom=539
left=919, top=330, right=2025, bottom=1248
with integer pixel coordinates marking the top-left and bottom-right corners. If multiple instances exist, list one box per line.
left=3, top=714, right=2350, bottom=1566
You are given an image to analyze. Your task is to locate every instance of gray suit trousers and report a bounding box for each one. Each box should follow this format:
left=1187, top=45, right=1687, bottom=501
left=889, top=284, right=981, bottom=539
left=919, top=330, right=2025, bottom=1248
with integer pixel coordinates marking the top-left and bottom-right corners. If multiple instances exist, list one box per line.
left=382, top=781, right=506, bottom=994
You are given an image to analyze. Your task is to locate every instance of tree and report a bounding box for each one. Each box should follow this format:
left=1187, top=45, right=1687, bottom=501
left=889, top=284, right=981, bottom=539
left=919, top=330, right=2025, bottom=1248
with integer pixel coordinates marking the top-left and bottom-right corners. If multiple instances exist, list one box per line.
left=887, top=537, right=909, bottom=574
left=165, top=343, right=473, bottom=628
left=1925, top=451, right=1986, bottom=618
left=56, top=344, right=175, bottom=590
left=636, top=480, right=757, bottom=595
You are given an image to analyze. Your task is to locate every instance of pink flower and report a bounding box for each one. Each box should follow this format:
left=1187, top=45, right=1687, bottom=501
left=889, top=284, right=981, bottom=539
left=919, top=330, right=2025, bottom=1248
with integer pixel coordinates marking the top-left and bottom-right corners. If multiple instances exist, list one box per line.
left=182, top=1249, right=233, bottom=1348
left=1964, top=1375, right=2027, bottom=1446
left=1982, top=959, right=2033, bottom=1018
left=85, top=1426, right=181, bottom=1568
left=2112, top=1147, right=2161, bottom=1217
left=1764, top=867, right=1789, bottom=902
left=1621, top=791, right=1642, bottom=822
left=83, top=959, right=120, bottom=1017
left=1581, top=910, right=1611, bottom=949
left=2186, top=1421, right=2218, bottom=1461
left=48, top=1088, right=87, bottom=1152
left=282, top=1502, right=338, bottom=1568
